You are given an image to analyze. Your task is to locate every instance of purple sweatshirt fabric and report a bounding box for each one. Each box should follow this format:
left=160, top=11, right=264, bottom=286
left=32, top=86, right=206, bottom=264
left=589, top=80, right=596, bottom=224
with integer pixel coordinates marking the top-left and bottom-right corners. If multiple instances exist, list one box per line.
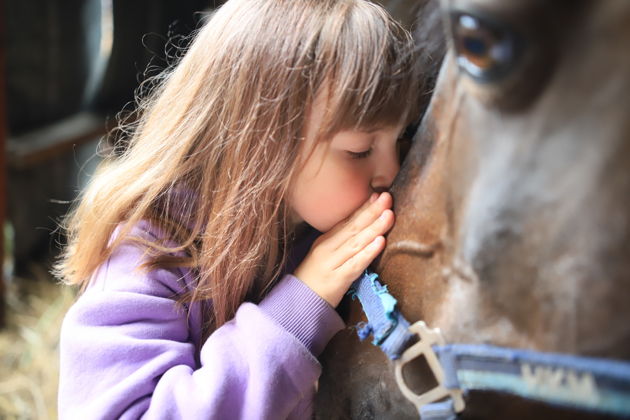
left=58, top=221, right=345, bottom=419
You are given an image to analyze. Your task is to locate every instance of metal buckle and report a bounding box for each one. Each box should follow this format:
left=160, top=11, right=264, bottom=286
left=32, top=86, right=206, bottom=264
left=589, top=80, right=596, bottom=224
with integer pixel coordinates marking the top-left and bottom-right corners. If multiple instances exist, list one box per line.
left=394, top=321, right=465, bottom=413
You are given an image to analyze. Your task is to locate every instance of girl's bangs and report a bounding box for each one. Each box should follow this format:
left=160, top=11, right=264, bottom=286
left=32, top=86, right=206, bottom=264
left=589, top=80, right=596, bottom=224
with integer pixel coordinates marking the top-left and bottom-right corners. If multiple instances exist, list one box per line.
left=317, top=2, right=419, bottom=137
left=326, top=65, right=419, bottom=134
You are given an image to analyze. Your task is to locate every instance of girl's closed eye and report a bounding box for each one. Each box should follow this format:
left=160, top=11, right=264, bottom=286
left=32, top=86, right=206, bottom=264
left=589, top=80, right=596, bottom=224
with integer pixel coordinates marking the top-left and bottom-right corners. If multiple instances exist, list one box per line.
left=347, top=148, right=372, bottom=159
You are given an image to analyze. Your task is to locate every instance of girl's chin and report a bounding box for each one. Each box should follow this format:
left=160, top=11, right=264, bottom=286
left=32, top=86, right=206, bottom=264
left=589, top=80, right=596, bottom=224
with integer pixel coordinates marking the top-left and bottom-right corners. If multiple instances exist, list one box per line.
left=302, top=218, right=335, bottom=234
left=310, top=214, right=349, bottom=233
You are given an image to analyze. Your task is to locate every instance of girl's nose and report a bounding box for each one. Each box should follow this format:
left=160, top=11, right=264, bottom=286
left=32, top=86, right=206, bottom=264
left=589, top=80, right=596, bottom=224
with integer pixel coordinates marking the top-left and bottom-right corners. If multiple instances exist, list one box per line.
left=371, top=150, right=400, bottom=191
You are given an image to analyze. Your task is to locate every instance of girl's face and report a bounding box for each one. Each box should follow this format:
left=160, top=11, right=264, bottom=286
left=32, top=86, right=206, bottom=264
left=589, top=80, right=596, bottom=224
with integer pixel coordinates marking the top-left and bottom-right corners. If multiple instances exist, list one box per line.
left=289, top=101, right=404, bottom=232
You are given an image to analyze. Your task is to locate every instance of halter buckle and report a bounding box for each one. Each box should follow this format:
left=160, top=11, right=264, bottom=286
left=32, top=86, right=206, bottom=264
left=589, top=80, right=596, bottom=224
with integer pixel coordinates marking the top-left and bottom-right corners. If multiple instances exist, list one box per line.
left=394, top=321, right=465, bottom=414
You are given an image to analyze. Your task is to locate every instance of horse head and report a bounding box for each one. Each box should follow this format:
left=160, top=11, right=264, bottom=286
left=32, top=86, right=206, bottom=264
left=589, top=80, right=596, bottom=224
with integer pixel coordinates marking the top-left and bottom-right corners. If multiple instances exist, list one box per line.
left=316, top=1, right=630, bottom=418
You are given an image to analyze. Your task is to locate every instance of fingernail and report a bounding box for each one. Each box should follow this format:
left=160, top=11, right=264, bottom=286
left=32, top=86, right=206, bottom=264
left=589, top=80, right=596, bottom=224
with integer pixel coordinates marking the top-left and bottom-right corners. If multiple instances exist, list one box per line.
left=369, top=193, right=378, bottom=203
left=379, top=211, right=388, bottom=221
left=369, top=237, right=381, bottom=250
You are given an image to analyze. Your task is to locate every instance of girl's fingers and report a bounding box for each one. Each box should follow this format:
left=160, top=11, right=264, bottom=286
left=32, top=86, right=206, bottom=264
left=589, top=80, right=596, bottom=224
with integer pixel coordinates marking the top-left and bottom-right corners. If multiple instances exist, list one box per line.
left=324, top=192, right=378, bottom=237
left=330, top=209, right=394, bottom=268
left=347, top=192, right=392, bottom=236
left=326, top=192, right=393, bottom=250
left=336, top=235, right=386, bottom=281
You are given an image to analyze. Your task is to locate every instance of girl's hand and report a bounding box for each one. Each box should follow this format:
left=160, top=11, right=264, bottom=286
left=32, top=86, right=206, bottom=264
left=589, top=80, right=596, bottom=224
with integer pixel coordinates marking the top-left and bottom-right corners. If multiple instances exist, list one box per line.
left=294, top=192, right=395, bottom=308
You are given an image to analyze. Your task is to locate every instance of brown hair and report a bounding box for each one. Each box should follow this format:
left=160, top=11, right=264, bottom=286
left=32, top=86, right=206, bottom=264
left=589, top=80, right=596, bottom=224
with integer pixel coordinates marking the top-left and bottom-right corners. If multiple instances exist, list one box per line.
left=55, top=0, right=419, bottom=331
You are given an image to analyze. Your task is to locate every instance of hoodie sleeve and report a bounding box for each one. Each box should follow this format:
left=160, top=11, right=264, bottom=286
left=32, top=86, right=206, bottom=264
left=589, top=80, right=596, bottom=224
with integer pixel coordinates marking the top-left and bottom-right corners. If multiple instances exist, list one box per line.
left=58, top=228, right=345, bottom=420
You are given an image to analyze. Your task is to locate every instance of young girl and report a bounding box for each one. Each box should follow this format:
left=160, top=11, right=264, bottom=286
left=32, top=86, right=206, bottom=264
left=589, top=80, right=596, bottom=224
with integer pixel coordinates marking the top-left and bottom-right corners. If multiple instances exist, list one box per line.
left=57, top=0, right=419, bottom=418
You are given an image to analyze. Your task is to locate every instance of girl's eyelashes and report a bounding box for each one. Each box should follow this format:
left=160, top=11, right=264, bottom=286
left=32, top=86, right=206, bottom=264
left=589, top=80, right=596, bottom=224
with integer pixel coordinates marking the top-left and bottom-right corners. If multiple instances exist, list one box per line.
left=347, top=148, right=372, bottom=159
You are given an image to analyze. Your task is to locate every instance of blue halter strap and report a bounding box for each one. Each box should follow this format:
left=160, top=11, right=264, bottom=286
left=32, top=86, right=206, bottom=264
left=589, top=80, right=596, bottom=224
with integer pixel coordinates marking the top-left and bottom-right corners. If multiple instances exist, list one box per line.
left=347, top=270, right=414, bottom=359
left=349, top=270, right=630, bottom=419
left=429, top=344, right=630, bottom=418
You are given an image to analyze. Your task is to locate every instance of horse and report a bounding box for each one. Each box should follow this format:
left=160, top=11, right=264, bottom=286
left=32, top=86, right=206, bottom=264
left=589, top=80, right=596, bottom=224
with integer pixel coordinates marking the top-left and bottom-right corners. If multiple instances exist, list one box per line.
left=315, top=0, right=630, bottom=418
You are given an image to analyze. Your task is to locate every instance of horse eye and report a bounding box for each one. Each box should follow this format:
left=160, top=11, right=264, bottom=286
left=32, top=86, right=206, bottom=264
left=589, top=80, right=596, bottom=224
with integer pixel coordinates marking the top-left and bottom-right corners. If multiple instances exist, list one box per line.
left=451, top=13, right=521, bottom=82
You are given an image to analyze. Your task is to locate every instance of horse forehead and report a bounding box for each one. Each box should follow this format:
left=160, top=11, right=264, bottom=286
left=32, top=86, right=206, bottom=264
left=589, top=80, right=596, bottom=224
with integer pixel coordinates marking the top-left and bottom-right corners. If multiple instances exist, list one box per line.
left=433, top=1, right=630, bottom=350
left=452, top=1, right=630, bottom=217
left=386, top=0, right=630, bottom=346
left=443, top=0, right=630, bottom=214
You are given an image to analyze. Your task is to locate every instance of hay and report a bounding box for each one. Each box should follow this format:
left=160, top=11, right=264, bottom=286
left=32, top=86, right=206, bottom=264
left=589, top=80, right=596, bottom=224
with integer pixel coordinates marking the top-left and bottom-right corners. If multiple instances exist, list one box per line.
left=0, top=264, right=75, bottom=420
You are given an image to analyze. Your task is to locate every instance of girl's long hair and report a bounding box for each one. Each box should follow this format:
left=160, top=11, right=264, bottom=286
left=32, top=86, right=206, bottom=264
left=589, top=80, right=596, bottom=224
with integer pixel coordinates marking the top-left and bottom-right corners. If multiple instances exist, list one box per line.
left=55, top=0, right=420, bottom=331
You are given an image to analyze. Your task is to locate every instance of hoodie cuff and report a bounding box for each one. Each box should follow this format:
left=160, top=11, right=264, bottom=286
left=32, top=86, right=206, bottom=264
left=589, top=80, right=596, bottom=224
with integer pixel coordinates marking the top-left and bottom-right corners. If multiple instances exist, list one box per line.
left=259, top=274, right=345, bottom=357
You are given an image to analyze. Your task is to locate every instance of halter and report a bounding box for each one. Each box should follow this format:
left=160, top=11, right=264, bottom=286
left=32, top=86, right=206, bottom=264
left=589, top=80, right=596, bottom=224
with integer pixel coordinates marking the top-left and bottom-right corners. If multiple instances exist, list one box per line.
left=348, top=271, right=630, bottom=419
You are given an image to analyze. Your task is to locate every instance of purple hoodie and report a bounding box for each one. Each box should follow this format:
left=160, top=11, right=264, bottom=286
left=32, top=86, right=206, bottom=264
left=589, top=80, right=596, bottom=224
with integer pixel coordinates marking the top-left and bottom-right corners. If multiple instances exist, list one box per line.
left=58, top=221, right=345, bottom=419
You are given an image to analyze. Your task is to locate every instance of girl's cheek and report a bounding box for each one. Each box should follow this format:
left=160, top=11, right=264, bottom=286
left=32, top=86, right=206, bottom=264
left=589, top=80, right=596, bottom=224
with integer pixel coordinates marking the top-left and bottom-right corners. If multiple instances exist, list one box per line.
left=337, top=177, right=372, bottom=215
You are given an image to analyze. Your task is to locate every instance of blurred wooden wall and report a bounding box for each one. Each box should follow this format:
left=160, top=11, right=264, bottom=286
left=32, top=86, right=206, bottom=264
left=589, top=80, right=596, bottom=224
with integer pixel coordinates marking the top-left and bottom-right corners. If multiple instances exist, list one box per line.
left=1, top=0, right=215, bottom=327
